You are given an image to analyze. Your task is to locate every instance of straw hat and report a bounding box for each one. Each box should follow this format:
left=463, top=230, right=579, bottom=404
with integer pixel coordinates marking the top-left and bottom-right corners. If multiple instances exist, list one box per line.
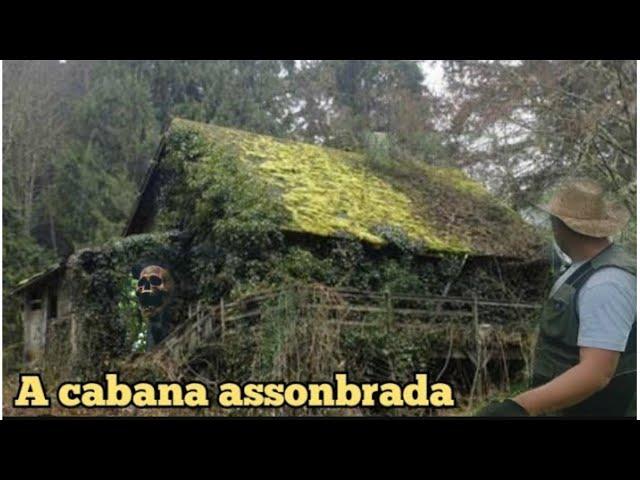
left=535, top=179, right=630, bottom=238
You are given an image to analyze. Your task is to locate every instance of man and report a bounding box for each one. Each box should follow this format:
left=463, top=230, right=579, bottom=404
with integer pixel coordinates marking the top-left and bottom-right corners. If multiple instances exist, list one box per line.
left=477, top=179, right=636, bottom=417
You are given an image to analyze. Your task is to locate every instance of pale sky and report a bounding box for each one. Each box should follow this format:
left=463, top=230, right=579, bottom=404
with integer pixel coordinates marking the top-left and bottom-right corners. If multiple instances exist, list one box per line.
left=419, top=60, right=447, bottom=95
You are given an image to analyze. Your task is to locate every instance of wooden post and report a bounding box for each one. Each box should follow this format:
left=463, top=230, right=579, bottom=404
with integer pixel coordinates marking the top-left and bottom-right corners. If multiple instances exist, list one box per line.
left=220, top=297, right=225, bottom=340
left=472, top=294, right=479, bottom=340
left=469, top=294, right=482, bottom=406
left=384, top=290, right=393, bottom=331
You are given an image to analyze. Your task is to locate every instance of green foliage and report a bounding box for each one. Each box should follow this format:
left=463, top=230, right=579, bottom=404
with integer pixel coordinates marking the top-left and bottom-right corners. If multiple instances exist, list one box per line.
left=2, top=220, right=56, bottom=292
left=361, top=130, right=416, bottom=174
left=443, top=60, right=637, bottom=218
left=250, top=287, right=341, bottom=380
left=47, top=144, right=137, bottom=246
left=340, top=326, right=462, bottom=383
left=118, top=277, right=146, bottom=353
left=71, top=64, right=159, bottom=179
left=269, top=248, right=335, bottom=284
left=137, top=60, right=296, bottom=137
left=66, top=232, right=189, bottom=377
left=159, top=122, right=289, bottom=239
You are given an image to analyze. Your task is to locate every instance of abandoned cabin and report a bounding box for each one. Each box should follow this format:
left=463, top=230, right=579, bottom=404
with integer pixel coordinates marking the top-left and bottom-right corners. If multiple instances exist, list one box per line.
left=12, top=118, right=548, bottom=376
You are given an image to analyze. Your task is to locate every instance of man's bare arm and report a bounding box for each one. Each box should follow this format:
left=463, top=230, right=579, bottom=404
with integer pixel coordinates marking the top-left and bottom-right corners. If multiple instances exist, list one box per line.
left=513, top=347, right=620, bottom=415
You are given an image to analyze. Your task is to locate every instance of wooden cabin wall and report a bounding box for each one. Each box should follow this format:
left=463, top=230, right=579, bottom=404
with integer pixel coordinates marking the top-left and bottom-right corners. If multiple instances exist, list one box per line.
left=43, top=276, right=76, bottom=382
left=22, top=286, right=47, bottom=365
left=20, top=273, right=74, bottom=374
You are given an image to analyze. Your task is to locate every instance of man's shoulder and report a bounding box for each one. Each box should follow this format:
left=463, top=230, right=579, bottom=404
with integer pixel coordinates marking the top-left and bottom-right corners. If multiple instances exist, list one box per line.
left=582, top=266, right=636, bottom=292
left=577, top=266, right=636, bottom=351
left=578, top=267, right=636, bottom=310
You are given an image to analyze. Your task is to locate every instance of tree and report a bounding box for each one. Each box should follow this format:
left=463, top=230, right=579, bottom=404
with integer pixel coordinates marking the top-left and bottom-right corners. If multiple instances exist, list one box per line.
left=3, top=60, right=70, bottom=236
left=442, top=60, right=636, bottom=215
left=117, top=60, right=296, bottom=138
left=45, top=143, right=137, bottom=246
left=291, top=60, right=445, bottom=163
left=70, top=61, right=159, bottom=181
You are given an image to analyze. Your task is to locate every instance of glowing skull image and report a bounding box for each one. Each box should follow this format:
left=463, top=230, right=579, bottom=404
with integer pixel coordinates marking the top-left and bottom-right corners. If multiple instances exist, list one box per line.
left=135, top=264, right=175, bottom=320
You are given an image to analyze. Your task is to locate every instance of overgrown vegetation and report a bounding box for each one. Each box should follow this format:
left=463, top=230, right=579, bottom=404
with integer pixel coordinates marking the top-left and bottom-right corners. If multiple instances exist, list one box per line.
left=6, top=60, right=631, bottom=416
left=119, top=282, right=540, bottom=416
left=26, top=116, right=550, bottom=416
left=34, top=156, right=549, bottom=415
left=35, top=161, right=548, bottom=411
left=4, top=60, right=634, bottom=295
left=42, top=231, right=190, bottom=381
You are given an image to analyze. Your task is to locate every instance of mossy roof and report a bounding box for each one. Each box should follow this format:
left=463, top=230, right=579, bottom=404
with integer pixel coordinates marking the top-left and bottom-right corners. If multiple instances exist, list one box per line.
left=127, top=118, right=543, bottom=259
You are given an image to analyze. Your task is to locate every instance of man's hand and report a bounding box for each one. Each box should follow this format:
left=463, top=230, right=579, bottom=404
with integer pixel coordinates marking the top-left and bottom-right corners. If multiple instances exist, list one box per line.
left=513, top=347, right=620, bottom=415
left=475, top=399, right=529, bottom=417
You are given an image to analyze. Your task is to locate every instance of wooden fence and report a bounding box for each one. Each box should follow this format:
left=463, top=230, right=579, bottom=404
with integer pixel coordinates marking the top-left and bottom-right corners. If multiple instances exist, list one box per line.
left=158, top=285, right=542, bottom=362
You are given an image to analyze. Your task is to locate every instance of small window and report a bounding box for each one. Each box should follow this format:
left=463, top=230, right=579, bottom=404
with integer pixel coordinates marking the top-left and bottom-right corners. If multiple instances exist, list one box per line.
left=28, top=290, right=43, bottom=311
left=30, top=300, right=43, bottom=310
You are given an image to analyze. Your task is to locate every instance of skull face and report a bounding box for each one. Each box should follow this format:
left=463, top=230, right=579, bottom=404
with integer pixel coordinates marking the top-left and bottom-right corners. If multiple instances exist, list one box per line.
left=135, top=265, right=174, bottom=319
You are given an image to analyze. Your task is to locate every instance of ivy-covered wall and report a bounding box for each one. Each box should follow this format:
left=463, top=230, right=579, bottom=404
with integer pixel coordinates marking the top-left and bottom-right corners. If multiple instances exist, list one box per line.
left=50, top=220, right=547, bottom=386
left=42, top=231, right=190, bottom=381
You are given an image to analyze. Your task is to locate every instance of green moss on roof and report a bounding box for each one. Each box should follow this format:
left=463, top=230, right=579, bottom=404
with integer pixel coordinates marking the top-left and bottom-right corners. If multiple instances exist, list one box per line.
left=158, top=118, right=541, bottom=258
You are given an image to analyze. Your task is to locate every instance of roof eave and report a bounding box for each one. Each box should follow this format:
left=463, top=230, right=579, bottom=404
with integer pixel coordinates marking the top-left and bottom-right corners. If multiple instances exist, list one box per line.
left=10, top=263, right=64, bottom=296
left=122, top=136, right=167, bottom=237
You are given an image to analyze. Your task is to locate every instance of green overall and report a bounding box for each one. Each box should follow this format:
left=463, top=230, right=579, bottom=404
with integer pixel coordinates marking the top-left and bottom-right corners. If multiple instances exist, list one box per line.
left=531, top=243, right=637, bottom=416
